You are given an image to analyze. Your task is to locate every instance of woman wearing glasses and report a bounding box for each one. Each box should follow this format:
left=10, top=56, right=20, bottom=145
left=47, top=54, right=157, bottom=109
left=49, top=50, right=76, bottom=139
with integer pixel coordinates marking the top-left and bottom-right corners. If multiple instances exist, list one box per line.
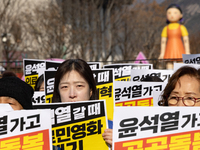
left=159, top=66, right=200, bottom=106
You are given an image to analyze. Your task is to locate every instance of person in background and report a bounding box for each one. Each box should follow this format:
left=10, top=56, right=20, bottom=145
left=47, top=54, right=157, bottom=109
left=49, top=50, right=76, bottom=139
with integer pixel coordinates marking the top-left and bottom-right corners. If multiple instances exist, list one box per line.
left=35, top=74, right=45, bottom=91
left=159, top=66, right=200, bottom=106
left=0, top=76, right=33, bottom=110
left=52, top=59, right=114, bottom=149
left=0, top=76, right=60, bottom=150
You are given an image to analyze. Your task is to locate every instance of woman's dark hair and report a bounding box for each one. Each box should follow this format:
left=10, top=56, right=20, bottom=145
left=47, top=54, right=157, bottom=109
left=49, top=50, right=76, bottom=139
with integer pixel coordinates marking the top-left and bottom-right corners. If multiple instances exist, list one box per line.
left=166, top=4, right=184, bottom=24
left=158, top=66, right=200, bottom=106
left=52, top=59, right=97, bottom=102
left=34, top=74, right=44, bottom=91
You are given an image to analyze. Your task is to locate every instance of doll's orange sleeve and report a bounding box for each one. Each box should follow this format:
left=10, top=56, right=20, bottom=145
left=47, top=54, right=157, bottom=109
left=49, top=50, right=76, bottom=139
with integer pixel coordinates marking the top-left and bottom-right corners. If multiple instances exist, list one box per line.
left=180, top=25, right=189, bottom=36
left=161, top=26, right=167, bottom=37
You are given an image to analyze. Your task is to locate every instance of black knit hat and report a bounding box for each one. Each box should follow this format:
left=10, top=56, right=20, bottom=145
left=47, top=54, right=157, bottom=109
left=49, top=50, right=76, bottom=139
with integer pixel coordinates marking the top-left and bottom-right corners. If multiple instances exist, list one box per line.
left=0, top=76, right=34, bottom=109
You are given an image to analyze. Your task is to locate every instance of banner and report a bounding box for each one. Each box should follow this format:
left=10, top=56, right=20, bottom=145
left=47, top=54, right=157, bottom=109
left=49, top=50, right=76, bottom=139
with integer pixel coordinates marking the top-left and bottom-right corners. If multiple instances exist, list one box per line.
left=0, top=109, right=52, bottom=150
left=113, top=107, right=200, bottom=150
left=33, top=100, right=109, bottom=150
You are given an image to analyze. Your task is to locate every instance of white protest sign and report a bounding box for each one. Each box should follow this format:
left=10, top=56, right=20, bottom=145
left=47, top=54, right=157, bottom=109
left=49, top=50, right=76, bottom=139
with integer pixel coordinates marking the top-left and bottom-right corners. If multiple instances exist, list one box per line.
left=182, top=54, right=200, bottom=64
left=114, top=81, right=166, bottom=106
left=0, top=109, right=52, bottom=150
left=131, top=69, right=172, bottom=82
left=113, top=106, right=200, bottom=150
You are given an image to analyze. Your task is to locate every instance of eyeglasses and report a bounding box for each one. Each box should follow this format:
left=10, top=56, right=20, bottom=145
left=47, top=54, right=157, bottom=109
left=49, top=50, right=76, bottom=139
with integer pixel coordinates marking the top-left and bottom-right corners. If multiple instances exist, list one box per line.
left=167, top=95, right=200, bottom=106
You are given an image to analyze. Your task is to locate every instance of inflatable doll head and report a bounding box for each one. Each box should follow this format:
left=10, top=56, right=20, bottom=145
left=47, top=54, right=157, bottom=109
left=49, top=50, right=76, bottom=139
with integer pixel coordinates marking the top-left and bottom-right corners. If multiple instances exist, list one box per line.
left=166, top=4, right=184, bottom=24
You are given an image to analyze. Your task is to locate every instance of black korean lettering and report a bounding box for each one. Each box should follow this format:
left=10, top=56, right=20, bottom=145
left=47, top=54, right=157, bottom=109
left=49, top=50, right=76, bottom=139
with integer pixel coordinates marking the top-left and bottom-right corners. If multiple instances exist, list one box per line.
left=150, top=73, right=161, bottom=77
left=0, top=116, right=7, bottom=135
left=26, top=114, right=40, bottom=129
left=184, top=60, right=189, bottom=64
left=71, top=124, right=86, bottom=139
left=46, top=97, right=52, bottom=103
left=140, top=75, right=147, bottom=81
left=162, top=75, right=168, bottom=82
left=31, top=76, right=38, bottom=86
left=153, top=85, right=162, bottom=91
left=115, top=88, right=121, bottom=100
left=67, top=140, right=83, bottom=150
left=32, top=95, right=45, bottom=104
left=182, top=114, right=198, bottom=128
left=132, top=85, right=142, bottom=98
left=25, top=76, right=37, bottom=87
left=99, top=86, right=112, bottom=97
left=143, top=86, right=153, bottom=96
left=121, top=86, right=131, bottom=99
left=160, top=111, right=179, bottom=132
left=10, top=117, right=25, bottom=132
left=190, top=58, right=196, bottom=64
left=52, top=130, right=56, bottom=143
left=118, top=118, right=138, bottom=138
left=56, top=127, right=70, bottom=142
left=41, top=95, right=45, bottom=103
left=25, top=77, right=31, bottom=85
left=196, top=57, right=200, bottom=64
left=87, top=120, right=103, bottom=136
left=139, top=115, right=159, bottom=133
left=132, top=75, right=140, bottom=81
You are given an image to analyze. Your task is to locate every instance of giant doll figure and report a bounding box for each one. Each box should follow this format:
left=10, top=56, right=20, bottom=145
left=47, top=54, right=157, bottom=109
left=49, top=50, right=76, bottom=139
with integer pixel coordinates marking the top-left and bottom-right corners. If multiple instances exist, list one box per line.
left=158, top=4, right=190, bottom=69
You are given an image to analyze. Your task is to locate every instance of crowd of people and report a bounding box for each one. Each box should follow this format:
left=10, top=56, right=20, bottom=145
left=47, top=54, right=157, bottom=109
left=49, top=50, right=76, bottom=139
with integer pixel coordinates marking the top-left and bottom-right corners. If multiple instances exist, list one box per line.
left=1, top=58, right=200, bottom=150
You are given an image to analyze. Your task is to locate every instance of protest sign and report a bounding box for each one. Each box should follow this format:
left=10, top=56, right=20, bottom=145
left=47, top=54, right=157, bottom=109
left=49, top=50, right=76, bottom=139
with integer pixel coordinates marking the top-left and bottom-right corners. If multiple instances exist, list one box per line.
left=114, top=81, right=166, bottom=106
left=45, top=60, right=62, bottom=71
left=93, top=69, right=114, bottom=122
left=182, top=54, right=200, bottom=64
left=0, top=109, right=52, bottom=150
left=103, top=63, right=152, bottom=81
left=87, top=62, right=101, bottom=70
left=32, top=91, right=46, bottom=105
left=44, top=70, right=57, bottom=103
left=33, top=100, right=109, bottom=150
left=131, top=69, right=172, bottom=82
left=113, top=106, right=200, bottom=150
left=23, top=59, right=46, bottom=89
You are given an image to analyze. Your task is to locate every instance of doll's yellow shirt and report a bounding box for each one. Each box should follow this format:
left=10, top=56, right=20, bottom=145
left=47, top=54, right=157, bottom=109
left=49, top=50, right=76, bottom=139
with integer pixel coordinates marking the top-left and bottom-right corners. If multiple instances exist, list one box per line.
left=161, top=23, right=188, bottom=37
